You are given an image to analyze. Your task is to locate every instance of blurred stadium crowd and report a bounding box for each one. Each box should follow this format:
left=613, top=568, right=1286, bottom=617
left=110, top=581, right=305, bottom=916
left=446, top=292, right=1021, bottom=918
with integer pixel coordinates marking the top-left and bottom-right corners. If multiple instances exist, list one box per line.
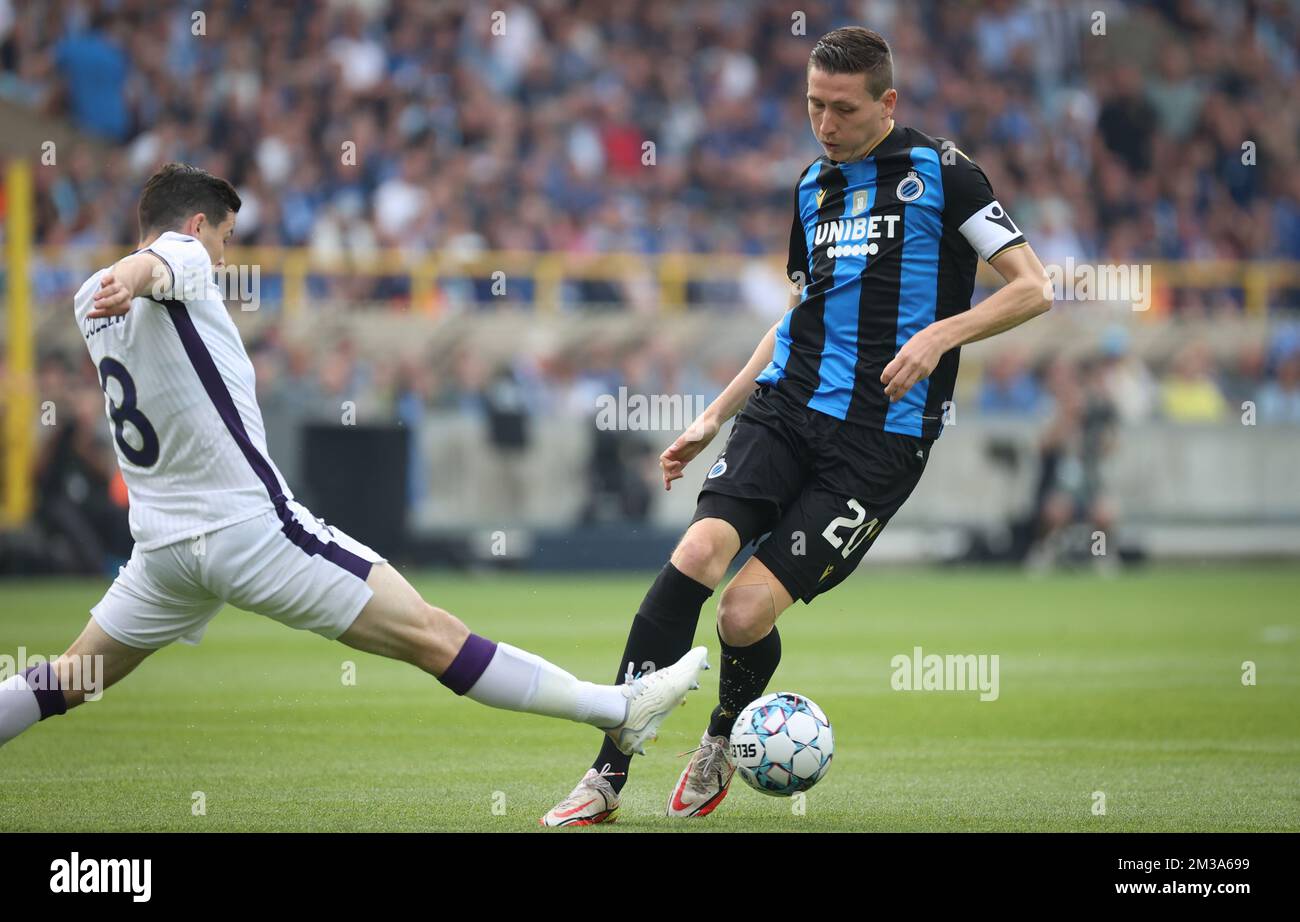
left=2, top=0, right=1298, bottom=575
left=1, top=0, right=1297, bottom=269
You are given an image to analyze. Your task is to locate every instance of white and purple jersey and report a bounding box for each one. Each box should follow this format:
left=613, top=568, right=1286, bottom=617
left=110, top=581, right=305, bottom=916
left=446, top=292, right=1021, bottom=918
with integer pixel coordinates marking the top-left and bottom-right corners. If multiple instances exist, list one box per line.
left=73, top=231, right=296, bottom=551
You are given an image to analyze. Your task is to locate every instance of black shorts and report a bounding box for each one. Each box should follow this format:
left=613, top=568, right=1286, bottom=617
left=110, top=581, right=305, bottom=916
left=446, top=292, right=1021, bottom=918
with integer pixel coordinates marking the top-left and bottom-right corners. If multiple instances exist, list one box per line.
left=690, top=382, right=932, bottom=603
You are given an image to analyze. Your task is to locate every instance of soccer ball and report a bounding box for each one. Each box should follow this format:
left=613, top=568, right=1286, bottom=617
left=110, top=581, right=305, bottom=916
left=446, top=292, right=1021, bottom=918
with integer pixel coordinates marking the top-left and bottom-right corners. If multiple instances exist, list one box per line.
left=729, top=691, right=834, bottom=796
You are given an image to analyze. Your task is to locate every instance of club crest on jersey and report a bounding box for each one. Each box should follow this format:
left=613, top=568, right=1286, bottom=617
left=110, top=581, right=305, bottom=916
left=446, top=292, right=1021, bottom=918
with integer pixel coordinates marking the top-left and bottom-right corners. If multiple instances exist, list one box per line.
left=707, top=458, right=727, bottom=479
left=851, top=189, right=869, bottom=215
left=896, top=170, right=925, bottom=203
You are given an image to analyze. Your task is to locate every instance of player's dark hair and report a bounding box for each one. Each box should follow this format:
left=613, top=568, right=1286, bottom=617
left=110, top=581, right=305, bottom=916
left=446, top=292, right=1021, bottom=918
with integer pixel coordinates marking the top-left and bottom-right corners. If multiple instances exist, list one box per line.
left=137, top=163, right=241, bottom=237
left=808, top=27, right=893, bottom=100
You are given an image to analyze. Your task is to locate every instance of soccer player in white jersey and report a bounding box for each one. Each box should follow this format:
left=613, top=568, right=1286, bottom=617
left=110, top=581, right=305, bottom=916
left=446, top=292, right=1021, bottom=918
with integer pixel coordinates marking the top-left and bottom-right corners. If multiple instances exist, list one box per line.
left=0, top=163, right=707, bottom=802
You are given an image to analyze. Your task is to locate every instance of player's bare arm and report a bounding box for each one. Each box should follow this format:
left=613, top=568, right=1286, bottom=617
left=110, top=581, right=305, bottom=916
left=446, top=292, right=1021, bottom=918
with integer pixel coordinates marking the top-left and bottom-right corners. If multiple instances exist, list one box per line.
left=659, top=297, right=793, bottom=490
left=86, top=251, right=172, bottom=319
left=881, top=243, right=1053, bottom=402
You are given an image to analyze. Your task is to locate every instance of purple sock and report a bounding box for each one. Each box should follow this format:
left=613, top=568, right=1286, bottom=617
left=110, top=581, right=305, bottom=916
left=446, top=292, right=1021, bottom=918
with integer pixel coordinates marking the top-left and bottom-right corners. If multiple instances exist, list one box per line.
left=22, top=663, right=68, bottom=720
left=437, top=634, right=498, bottom=695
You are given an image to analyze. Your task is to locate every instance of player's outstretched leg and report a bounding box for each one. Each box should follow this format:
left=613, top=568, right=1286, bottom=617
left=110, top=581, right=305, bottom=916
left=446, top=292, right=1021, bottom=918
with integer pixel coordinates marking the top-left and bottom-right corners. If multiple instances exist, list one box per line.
left=666, top=555, right=792, bottom=818
left=540, top=517, right=737, bottom=826
left=337, top=562, right=709, bottom=751
left=0, top=618, right=154, bottom=747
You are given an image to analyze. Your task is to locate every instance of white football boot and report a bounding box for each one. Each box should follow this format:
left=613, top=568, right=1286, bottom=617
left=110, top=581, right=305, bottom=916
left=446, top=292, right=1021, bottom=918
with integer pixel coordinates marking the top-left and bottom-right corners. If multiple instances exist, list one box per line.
left=539, top=764, right=623, bottom=827
left=539, top=646, right=710, bottom=827
left=604, top=645, right=710, bottom=757
left=665, top=732, right=735, bottom=818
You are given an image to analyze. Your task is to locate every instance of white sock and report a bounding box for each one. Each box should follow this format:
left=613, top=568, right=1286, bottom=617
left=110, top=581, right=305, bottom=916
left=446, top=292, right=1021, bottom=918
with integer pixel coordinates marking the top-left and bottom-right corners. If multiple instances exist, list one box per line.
left=0, top=674, right=41, bottom=746
left=463, top=643, right=627, bottom=729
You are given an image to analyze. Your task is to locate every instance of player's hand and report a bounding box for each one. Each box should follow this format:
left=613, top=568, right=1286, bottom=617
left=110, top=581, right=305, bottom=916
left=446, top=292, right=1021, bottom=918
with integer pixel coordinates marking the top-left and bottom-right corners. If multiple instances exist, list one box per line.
left=87, top=273, right=134, bottom=319
left=659, top=414, right=721, bottom=491
left=881, top=326, right=947, bottom=402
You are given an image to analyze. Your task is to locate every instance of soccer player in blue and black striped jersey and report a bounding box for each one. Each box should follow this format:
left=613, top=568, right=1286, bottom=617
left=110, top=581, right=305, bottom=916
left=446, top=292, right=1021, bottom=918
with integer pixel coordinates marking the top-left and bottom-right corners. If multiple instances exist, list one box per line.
left=542, top=26, right=1053, bottom=825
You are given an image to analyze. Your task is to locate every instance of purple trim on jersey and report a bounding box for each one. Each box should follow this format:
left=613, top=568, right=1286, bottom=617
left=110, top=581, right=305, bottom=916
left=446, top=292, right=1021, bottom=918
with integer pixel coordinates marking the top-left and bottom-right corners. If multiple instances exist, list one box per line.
left=161, top=299, right=373, bottom=583
left=22, top=664, right=68, bottom=720
left=438, top=633, right=499, bottom=696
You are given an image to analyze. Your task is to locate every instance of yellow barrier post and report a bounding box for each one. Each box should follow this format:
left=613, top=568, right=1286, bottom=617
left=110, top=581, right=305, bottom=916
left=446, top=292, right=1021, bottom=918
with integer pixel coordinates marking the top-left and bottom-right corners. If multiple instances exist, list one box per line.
left=1243, top=264, right=1269, bottom=318
left=536, top=254, right=563, bottom=314
left=659, top=254, right=687, bottom=313
left=283, top=250, right=307, bottom=320
left=412, top=257, right=435, bottom=314
left=3, top=159, right=35, bottom=527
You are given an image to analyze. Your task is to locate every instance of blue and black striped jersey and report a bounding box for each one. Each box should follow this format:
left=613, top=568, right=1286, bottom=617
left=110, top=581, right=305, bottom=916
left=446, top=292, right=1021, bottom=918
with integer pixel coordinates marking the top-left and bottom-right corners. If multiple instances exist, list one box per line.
left=757, top=123, right=1026, bottom=439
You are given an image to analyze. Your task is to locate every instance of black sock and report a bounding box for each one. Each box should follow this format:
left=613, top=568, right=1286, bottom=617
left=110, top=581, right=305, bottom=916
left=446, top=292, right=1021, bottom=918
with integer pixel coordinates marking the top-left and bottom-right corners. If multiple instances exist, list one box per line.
left=592, top=562, right=714, bottom=792
left=707, top=625, right=781, bottom=739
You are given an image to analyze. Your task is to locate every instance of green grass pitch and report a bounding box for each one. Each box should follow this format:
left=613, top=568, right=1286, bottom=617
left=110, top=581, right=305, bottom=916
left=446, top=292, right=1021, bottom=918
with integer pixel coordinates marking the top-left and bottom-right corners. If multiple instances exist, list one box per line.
left=1, top=564, right=1297, bottom=832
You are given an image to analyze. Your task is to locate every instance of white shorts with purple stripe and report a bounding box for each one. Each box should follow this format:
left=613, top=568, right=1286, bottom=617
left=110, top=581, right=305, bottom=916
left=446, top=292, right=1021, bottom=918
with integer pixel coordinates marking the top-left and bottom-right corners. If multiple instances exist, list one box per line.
left=91, top=499, right=386, bottom=650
